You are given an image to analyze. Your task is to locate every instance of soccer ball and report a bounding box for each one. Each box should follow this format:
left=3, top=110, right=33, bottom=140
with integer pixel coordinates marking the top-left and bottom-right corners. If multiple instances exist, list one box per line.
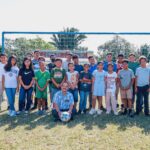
left=60, top=111, right=71, bottom=122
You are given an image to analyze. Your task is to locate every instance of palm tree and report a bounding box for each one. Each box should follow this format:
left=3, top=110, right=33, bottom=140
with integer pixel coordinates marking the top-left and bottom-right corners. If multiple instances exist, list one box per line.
left=50, top=27, right=87, bottom=50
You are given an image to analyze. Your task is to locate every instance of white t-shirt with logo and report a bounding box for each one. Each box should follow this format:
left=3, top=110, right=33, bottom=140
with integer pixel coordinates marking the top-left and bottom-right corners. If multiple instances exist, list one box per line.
left=3, top=66, right=19, bottom=88
left=106, top=72, right=117, bottom=93
left=0, top=63, right=5, bottom=82
left=66, top=71, right=78, bottom=88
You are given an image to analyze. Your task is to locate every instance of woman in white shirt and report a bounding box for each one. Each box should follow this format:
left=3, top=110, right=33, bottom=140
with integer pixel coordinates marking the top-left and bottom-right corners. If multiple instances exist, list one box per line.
left=2, top=55, right=19, bottom=117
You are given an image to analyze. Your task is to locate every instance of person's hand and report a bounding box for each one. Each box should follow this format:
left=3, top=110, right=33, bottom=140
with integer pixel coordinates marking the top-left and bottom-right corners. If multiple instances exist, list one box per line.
left=68, top=110, right=72, bottom=115
left=147, top=88, right=150, bottom=92
left=37, top=86, right=43, bottom=91
left=135, top=87, right=138, bottom=93
left=24, top=85, right=29, bottom=90
left=56, top=84, right=60, bottom=88
left=16, top=87, right=19, bottom=92
left=83, top=77, right=87, bottom=81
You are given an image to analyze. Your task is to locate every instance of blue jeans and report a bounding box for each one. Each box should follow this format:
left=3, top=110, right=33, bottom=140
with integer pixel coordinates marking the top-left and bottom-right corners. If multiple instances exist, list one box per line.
left=5, top=88, right=16, bottom=111
left=136, top=85, right=149, bottom=115
left=19, top=87, right=33, bottom=111
left=69, top=88, right=78, bottom=102
left=79, top=91, right=89, bottom=111
left=52, top=108, right=76, bottom=120
left=51, top=88, right=60, bottom=102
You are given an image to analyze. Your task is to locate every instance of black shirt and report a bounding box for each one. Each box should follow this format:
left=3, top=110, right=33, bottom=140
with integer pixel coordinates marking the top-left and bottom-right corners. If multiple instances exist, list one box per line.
left=19, top=68, right=35, bottom=86
left=79, top=71, right=92, bottom=91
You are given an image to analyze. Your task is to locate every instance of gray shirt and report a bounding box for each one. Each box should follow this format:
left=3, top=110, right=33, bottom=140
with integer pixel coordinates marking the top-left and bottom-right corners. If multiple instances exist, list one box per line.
left=118, top=69, right=134, bottom=88
left=135, top=67, right=150, bottom=87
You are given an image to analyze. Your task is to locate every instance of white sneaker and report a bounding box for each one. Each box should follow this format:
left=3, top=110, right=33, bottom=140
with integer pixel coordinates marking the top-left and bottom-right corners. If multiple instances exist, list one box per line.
left=114, top=112, right=118, bottom=115
left=106, top=111, right=110, bottom=114
left=97, top=109, right=103, bottom=115
left=89, top=108, right=96, bottom=115
left=10, top=111, right=16, bottom=117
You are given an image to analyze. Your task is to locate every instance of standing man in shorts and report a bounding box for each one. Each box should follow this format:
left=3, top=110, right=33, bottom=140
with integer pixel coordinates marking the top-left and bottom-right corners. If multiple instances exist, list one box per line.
left=118, top=59, right=135, bottom=117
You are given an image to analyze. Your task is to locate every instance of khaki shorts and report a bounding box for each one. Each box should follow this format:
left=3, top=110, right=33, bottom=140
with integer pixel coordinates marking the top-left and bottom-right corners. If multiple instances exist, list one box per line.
left=120, top=88, right=132, bottom=99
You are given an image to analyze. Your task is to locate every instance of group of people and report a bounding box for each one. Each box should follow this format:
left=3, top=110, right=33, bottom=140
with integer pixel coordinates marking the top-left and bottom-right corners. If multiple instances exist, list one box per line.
left=0, top=50, right=149, bottom=121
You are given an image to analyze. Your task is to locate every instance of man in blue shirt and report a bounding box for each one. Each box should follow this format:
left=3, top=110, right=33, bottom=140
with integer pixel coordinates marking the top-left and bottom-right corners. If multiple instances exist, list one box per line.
left=103, top=53, right=117, bottom=72
left=52, top=82, right=76, bottom=121
left=88, top=56, right=97, bottom=74
left=72, top=55, right=83, bottom=73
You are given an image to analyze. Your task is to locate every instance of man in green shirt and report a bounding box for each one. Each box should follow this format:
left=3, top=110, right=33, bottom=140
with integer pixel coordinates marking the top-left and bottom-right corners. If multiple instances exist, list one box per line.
left=128, top=53, right=139, bottom=105
left=51, top=58, right=66, bottom=102
left=35, top=61, right=50, bottom=115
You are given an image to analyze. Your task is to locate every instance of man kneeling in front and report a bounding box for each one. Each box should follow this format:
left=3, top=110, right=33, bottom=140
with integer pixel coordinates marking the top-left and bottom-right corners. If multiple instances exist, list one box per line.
left=52, top=82, right=76, bottom=122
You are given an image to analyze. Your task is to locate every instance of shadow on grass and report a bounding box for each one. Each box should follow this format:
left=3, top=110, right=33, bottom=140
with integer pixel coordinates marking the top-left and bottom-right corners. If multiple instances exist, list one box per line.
left=0, top=111, right=150, bottom=134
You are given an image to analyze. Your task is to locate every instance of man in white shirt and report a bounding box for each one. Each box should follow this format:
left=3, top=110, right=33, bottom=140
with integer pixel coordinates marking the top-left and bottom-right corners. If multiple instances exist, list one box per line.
left=0, top=54, right=7, bottom=110
left=62, top=53, right=72, bottom=71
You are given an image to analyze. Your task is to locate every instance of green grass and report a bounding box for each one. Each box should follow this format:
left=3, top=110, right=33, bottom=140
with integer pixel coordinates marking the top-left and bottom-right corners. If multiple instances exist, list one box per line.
left=0, top=101, right=150, bottom=150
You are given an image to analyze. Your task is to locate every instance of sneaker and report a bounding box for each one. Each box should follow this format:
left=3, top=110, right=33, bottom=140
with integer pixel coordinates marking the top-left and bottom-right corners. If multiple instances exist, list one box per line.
left=78, top=110, right=81, bottom=115
left=89, top=108, right=96, bottom=115
left=100, top=106, right=106, bottom=111
left=31, top=106, right=37, bottom=110
left=8, top=110, right=12, bottom=116
left=97, top=109, right=103, bottom=115
left=25, top=111, right=29, bottom=115
left=116, top=104, right=119, bottom=109
left=16, top=111, right=21, bottom=115
left=114, top=111, right=118, bottom=115
left=106, top=111, right=110, bottom=114
left=128, top=109, right=134, bottom=117
left=121, top=108, right=127, bottom=115
left=10, top=111, right=16, bottom=117
left=81, top=111, right=84, bottom=114
left=37, top=110, right=42, bottom=115
left=42, top=110, right=47, bottom=115
left=83, top=110, right=86, bottom=114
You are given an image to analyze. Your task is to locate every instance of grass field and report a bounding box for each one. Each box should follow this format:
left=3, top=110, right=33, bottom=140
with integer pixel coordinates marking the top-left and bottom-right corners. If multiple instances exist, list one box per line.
left=0, top=100, right=150, bottom=150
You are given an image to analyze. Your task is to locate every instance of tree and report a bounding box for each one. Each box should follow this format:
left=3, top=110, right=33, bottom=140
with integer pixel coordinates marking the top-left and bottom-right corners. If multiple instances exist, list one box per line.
left=4, top=37, right=56, bottom=67
left=51, top=27, right=87, bottom=50
left=140, top=44, right=150, bottom=61
left=98, top=35, right=136, bottom=60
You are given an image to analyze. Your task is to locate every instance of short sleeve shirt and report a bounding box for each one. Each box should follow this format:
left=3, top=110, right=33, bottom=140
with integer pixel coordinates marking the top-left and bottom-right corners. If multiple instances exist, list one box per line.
left=3, top=66, right=19, bottom=88
left=35, top=70, right=50, bottom=88
left=19, top=68, right=35, bottom=86
left=79, top=71, right=92, bottom=91
left=53, top=91, right=74, bottom=110
left=51, top=68, right=66, bottom=88
left=135, top=67, right=150, bottom=87
left=66, top=71, right=78, bottom=84
left=74, top=64, right=83, bottom=73
left=118, top=69, right=134, bottom=88
left=106, top=72, right=117, bottom=92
